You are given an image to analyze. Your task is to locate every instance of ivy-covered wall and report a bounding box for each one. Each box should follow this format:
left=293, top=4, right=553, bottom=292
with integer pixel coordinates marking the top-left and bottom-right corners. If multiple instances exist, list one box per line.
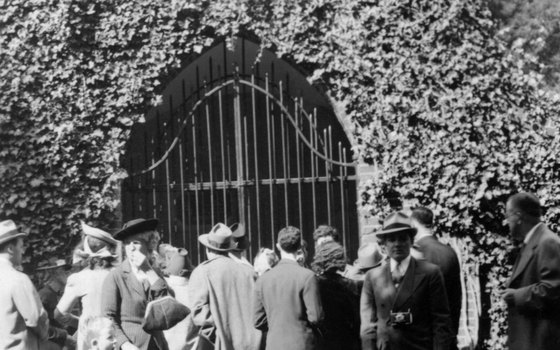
left=1, top=0, right=559, bottom=348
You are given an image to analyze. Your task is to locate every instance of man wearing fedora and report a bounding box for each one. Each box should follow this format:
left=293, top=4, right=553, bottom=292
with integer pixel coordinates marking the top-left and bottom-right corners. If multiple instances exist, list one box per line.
left=360, top=212, right=453, bottom=350
left=188, top=223, right=261, bottom=350
left=344, top=242, right=385, bottom=283
left=253, top=226, right=324, bottom=350
left=500, top=192, right=560, bottom=350
left=0, top=219, right=50, bottom=349
left=228, top=223, right=252, bottom=267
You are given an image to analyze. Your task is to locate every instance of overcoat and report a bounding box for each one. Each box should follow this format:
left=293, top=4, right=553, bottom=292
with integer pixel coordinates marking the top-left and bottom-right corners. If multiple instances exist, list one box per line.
left=360, top=257, right=453, bottom=350
left=253, top=259, right=324, bottom=350
left=188, top=254, right=261, bottom=350
left=505, top=223, right=560, bottom=350
left=415, top=235, right=462, bottom=337
left=102, top=260, right=169, bottom=350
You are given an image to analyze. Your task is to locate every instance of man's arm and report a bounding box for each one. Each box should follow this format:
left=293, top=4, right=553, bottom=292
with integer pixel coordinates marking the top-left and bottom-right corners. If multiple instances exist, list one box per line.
left=253, top=279, right=268, bottom=331
left=303, top=273, right=324, bottom=326
left=13, top=276, right=49, bottom=341
left=188, top=266, right=214, bottom=327
left=505, top=236, right=560, bottom=313
left=429, top=268, right=453, bottom=350
left=360, top=272, right=378, bottom=350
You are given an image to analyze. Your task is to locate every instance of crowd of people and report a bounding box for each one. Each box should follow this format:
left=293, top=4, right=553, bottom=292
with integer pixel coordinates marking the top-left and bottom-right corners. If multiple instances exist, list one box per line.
left=0, top=192, right=559, bottom=350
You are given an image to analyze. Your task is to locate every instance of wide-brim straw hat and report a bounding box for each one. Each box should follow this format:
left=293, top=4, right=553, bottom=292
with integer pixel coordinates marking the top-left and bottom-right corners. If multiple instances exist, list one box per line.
left=375, top=211, right=417, bottom=238
left=0, top=220, right=27, bottom=246
left=81, top=221, right=119, bottom=246
left=114, top=218, right=159, bottom=240
left=198, top=223, right=237, bottom=252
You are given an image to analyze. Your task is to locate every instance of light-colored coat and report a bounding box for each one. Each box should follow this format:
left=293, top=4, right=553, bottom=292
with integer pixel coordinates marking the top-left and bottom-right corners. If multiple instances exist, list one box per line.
left=0, top=257, right=49, bottom=350
left=102, top=260, right=169, bottom=350
left=505, top=224, right=560, bottom=350
left=253, top=259, right=324, bottom=350
left=360, top=257, right=453, bottom=350
left=188, top=254, right=261, bottom=350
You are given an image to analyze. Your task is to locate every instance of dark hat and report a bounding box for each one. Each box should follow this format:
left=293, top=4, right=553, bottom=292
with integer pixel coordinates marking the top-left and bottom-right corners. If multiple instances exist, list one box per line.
left=114, top=218, right=159, bottom=240
left=230, top=223, right=249, bottom=251
left=198, top=223, right=237, bottom=252
left=0, top=220, right=27, bottom=246
left=376, top=211, right=417, bottom=238
left=142, top=296, right=190, bottom=331
left=356, top=242, right=384, bottom=269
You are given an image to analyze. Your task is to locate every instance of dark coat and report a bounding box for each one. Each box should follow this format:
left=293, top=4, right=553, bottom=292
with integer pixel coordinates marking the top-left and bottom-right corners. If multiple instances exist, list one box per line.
left=505, top=223, right=560, bottom=350
left=415, top=235, right=462, bottom=337
left=360, top=257, right=453, bottom=350
left=316, top=273, right=361, bottom=350
left=101, top=260, right=169, bottom=350
left=254, top=259, right=324, bottom=350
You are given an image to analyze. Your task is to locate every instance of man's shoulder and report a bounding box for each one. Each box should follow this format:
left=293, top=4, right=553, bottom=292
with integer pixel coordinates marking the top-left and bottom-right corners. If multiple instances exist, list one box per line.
left=415, top=257, right=442, bottom=274
left=0, top=265, right=33, bottom=287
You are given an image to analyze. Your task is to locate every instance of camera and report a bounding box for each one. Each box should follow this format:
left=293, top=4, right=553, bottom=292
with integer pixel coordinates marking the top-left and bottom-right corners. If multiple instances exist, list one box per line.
left=389, top=310, right=413, bottom=326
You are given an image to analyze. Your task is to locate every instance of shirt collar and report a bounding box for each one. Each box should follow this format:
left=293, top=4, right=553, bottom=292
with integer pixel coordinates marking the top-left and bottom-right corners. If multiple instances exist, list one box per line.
left=523, top=222, right=542, bottom=245
left=390, top=255, right=411, bottom=274
left=414, top=231, right=433, bottom=242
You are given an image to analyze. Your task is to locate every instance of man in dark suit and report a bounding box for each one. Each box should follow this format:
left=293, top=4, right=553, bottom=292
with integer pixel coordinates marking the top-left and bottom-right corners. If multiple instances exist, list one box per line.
left=253, top=226, right=324, bottom=350
left=410, top=207, right=462, bottom=349
left=501, top=192, right=560, bottom=350
left=360, top=211, right=453, bottom=350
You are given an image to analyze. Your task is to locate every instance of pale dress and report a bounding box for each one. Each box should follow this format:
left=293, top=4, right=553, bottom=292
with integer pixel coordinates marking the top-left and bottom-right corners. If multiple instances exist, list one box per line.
left=56, top=268, right=111, bottom=350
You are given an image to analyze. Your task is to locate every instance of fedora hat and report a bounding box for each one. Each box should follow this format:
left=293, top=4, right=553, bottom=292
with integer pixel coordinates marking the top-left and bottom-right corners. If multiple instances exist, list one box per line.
left=198, top=223, right=237, bottom=252
left=356, top=242, right=384, bottom=270
left=230, top=223, right=249, bottom=251
left=114, top=218, right=159, bottom=240
left=81, top=221, right=119, bottom=246
left=0, top=220, right=27, bottom=246
left=376, top=211, right=417, bottom=238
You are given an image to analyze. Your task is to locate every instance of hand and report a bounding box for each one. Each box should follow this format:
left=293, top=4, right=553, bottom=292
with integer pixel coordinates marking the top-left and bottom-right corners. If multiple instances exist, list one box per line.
left=121, top=342, right=140, bottom=350
left=499, top=288, right=515, bottom=305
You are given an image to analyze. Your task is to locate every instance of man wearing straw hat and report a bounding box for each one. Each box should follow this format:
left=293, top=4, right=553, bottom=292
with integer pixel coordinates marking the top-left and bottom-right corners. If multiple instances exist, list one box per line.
left=188, top=223, right=261, bottom=350
left=0, top=219, right=50, bottom=349
left=360, top=212, right=452, bottom=350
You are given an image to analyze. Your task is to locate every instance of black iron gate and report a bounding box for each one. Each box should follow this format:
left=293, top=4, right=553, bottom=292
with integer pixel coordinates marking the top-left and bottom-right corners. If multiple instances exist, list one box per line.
left=122, top=39, right=358, bottom=264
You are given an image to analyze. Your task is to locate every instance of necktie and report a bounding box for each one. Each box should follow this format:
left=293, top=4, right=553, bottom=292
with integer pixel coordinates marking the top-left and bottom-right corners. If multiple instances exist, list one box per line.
left=392, top=263, right=403, bottom=286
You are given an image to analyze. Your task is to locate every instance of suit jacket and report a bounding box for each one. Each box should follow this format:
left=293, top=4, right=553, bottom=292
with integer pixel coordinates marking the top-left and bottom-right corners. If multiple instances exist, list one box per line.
left=360, top=257, right=453, bottom=350
left=415, top=235, right=462, bottom=337
left=102, top=260, right=169, bottom=350
left=188, top=254, right=261, bottom=350
left=505, top=223, right=560, bottom=350
left=254, top=259, right=324, bottom=350
left=0, top=258, right=49, bottom=350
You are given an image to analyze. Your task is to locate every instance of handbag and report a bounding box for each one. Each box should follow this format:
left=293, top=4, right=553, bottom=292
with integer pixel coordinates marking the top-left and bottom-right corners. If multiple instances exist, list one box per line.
left=142, top=295, right=191, bottom=331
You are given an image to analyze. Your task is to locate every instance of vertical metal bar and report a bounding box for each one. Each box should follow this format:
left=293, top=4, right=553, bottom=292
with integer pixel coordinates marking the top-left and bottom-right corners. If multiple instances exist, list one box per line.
left=233, top=72, right=245, bottom=225
left=205, top=94, right=215, bottom=225
left=339, top=142, right=347, bottom=249
left=165, top=159, right=172, bottom=243
left=251, top=74, right=262, bottom=248
left=243, top=115, right=253, bottom=260
left=310, top=109, right=317, bottom=229
left=280, top=81, right=289, bottom=225
left=143, top=131, right=149, bottom=218
left=295, top=99, right=303, bottom=231
left=179, top=80, right=187, bottom=248
left=218, top=89, right=227, bottom=220
left=265, top=74, right=275, bottom=244
left=192, top=102, right=201, bottom=264
left=324, top=128, right=331, bottom=225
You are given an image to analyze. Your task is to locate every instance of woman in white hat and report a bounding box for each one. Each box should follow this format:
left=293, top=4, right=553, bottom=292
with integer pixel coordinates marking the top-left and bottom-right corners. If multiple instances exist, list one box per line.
left=55, top=221, right=119, bottom=350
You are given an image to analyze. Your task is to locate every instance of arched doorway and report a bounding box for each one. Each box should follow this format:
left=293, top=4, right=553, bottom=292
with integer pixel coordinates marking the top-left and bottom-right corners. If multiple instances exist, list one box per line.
left=121, top=38, right=358, bottom=264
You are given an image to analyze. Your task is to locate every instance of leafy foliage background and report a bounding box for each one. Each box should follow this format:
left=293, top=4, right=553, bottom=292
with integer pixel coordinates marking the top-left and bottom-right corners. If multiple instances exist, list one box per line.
left=1, top=0, right=559, bottom=348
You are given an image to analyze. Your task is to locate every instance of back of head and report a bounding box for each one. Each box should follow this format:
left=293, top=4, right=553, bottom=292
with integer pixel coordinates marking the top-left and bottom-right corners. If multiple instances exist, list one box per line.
left=508, top=192, right=543, bottom=219
left=277, top=226, right=301, bottom=253
left=410, top=207, right=433, bottom=228
left=311, top=241, right=346, bottom=275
